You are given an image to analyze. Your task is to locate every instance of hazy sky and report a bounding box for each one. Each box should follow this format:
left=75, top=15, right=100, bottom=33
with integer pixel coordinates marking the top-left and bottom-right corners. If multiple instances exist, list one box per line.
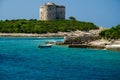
left=0, top=0, right=120, bottom=27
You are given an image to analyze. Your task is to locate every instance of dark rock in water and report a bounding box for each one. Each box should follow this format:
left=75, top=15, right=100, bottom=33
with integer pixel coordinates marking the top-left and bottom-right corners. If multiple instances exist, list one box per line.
left=69, top=44, right=105, bottom=49
left=69, top=44, right=88, bottom=48
left=64, top=35, right=98, bottom=44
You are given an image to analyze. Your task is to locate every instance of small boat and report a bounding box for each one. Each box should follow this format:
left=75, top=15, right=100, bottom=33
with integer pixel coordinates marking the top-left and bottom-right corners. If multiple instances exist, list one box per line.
left=38, top=44, right=52, bottom=48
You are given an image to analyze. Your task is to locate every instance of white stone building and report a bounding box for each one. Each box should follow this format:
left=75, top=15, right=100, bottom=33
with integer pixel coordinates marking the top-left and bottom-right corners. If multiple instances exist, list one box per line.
left=40, top=2, right=65, bottom=20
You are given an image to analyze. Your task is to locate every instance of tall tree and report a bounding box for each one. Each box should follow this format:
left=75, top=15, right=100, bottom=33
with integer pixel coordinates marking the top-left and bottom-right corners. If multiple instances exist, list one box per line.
left=69, top=16, right=76, bottom=20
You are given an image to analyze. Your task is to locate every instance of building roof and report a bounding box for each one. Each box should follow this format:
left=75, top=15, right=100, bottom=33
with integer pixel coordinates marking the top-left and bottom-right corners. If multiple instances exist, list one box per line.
left=40, top=2, right=65, bottom=8
left=45, top=2, right=56, bottom=6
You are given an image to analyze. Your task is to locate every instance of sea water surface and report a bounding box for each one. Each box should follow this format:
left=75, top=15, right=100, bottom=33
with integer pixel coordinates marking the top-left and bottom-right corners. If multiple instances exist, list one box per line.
left=0, top=37, right=120, bottom=80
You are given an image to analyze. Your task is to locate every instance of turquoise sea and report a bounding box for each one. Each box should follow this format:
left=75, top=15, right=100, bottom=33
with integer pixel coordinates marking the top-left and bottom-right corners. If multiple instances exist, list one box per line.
left=0, top=37, right=120, bottom=80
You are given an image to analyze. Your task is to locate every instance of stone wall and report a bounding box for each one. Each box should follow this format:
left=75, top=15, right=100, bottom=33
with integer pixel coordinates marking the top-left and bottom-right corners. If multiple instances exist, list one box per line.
left=40, top=2, right=65, bottom=20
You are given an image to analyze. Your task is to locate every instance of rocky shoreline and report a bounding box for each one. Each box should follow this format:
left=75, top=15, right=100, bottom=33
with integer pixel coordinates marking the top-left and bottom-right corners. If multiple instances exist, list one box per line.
left=47, top=38, right=120, bottom=52
left=0, top=33, right=65, bottom=37
left=0, top=30, right=120, bottom=52
left=0, top=27, right=106, bottom=37
left=69, top=39, right=120, bottom=51
left=45, top=29, right=120, bottom=52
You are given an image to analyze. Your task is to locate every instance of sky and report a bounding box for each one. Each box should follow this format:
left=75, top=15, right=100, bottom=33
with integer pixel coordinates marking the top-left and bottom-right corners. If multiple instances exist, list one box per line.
left=0, top=0, right=120, bottom=27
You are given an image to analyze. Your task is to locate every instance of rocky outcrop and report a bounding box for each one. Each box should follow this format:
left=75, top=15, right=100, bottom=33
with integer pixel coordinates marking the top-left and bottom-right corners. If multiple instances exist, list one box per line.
left=64, top=33, right=99, bottom=44
left=63, top=34, right=120, bottom=51
left=106, top=45, right=120, bottom=51
left=69, top=44, right=105, bottom=49
left=105, top=40, right=120, bottom=51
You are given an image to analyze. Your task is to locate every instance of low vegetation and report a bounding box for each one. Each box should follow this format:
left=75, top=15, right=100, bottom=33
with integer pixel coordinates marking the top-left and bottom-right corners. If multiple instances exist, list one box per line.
left=0, top=19, right=98, bottom=33
left=99, top=24, right=120, bottom=39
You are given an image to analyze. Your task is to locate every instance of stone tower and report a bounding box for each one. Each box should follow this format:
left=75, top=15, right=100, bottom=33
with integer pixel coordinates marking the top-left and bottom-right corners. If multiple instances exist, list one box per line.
left=40, top=2, right=65, bottom=20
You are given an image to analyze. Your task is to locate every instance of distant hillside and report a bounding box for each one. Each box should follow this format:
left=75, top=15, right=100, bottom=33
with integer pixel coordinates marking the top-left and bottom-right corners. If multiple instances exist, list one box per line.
left=0, top=19, right=98, bottom=33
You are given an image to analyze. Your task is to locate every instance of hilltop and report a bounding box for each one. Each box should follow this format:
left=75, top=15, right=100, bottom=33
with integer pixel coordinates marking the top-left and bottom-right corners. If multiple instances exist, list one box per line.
left=0, top=19, right=98, bottom=33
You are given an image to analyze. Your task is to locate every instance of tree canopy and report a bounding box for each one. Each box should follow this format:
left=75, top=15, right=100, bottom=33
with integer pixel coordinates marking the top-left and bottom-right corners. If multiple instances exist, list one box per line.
left=69, top=16, right=76, bottom=20
left=0, top=19, right=98, bottom=33
left=99, top=24, right=120, bottom=39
